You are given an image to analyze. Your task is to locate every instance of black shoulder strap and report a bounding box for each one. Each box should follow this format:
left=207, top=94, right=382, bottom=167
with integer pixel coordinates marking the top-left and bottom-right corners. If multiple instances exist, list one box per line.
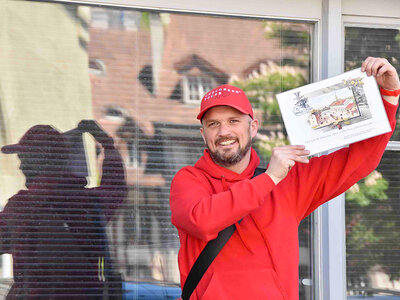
left=181, top=167, right=266, bottom=300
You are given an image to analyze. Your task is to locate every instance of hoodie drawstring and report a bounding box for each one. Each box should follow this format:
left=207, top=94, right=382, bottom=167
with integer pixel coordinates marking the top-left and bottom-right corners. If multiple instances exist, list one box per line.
left=221, top=175, right=228, bottom=190
left=221, top=175, right=254, bottom=254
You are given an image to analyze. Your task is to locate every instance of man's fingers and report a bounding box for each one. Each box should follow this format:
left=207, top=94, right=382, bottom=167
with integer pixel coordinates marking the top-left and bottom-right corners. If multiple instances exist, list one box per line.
left=376, top=63, right=397, bottom=79
left=361, top=57, right=393, bottom=77
left=272, top=146, right=310, bottom=156
left=376, top=64, right=389, bottom=77
left=271, top=150, right=309, bottom=167
left=361, top=57, right=400, bottom=91
left=361, top=56, right=374, bottom=73
left=362, top=57, right=381, bottom=76
left=272, top=145, right=309, bottom=155
left=365, top=58, right=381, bottom=76
left=294, top=155, right=310, bottom=163
left=361, top=57, right=369, bottom=71
left=274, top=145, right=306, bottom=150
left=267, top=145, right=310, bottom=184
left=371, top=58, right=389, bottom=77
left=294, top=149, right=310, bottom=157
left=287, top=154, right=309, bottom=164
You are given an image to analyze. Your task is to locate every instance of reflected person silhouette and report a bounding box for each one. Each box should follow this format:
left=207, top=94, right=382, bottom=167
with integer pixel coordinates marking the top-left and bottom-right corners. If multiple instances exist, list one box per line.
left=0, top=121, right=127, bottom=299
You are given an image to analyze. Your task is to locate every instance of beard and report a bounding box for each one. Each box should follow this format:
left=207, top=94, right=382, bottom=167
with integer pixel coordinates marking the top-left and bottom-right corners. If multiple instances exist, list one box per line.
left=207, top=135, right=252, bottom=167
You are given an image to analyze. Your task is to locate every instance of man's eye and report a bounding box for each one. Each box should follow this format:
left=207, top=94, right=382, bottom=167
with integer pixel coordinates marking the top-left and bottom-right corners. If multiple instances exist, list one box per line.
left=208, top=122, right=217, bottom=127
left=230, top=119, right=239, bottom=124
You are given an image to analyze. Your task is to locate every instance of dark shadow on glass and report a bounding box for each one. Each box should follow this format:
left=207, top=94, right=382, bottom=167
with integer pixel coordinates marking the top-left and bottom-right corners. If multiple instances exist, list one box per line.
left=0, top=120, right=127, bottom=299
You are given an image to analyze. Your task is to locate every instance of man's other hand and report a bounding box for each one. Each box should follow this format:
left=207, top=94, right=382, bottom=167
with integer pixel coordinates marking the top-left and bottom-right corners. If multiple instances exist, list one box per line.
left=361, top=57, right=400, bottom=105
left=77, top=120, right=113, bottom=147
left=266, top=145, right=310, bottom=185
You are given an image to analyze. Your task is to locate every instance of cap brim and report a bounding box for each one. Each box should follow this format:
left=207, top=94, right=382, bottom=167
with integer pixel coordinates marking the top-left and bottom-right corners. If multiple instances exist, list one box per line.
left=197, top=103, right=253, bottom=120
left=1, top=144, right=24, bottom=154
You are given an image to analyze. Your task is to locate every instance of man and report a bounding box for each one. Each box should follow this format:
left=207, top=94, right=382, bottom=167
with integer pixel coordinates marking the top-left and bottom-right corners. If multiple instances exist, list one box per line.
left=0, top=121, right=126, bottom=299
left=169, top=57, right=400, bottom=300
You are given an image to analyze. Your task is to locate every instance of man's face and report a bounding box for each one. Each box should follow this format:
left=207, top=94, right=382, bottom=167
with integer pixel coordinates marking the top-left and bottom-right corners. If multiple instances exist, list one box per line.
left=200, top=106, right=258, bottom=167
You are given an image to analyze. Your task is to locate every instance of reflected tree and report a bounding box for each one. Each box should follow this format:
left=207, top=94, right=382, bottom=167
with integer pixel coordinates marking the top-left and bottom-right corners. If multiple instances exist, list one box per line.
left=346, top=171, right=400, bottom=292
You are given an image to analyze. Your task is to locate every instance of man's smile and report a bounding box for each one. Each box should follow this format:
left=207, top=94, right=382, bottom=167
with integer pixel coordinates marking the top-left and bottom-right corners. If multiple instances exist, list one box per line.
left=218, top=139, right=237, bottom=146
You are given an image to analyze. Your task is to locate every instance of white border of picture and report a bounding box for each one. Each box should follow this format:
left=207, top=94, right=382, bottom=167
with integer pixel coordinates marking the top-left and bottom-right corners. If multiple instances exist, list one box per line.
left=276, top=68, right=391, bottom=156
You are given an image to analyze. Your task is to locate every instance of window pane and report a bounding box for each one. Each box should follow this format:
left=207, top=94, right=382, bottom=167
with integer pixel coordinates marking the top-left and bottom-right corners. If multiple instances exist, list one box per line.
left=345, top=26, right=400, bottom=299
left=0, top=1, right=313, bottom=298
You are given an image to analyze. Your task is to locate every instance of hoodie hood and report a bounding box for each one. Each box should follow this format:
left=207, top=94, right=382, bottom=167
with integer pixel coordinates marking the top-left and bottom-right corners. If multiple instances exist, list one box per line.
left=195, top=148, right=260, bottom=181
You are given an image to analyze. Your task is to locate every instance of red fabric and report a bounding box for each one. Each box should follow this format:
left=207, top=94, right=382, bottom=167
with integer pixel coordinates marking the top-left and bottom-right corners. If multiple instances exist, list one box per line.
left=197, top=84, right=254, bottom=120
left=170, top=100, right=398, bottom=300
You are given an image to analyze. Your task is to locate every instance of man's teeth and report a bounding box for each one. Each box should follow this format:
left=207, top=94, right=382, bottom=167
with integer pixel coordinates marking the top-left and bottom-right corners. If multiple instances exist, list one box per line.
left=220, top=140, right=235, bottom=145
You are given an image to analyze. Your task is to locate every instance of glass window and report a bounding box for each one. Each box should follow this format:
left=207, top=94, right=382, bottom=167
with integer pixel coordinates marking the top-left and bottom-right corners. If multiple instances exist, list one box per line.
left=345, top=26, right=400, bottom=299
left=0, top=1, right=314, bottom=298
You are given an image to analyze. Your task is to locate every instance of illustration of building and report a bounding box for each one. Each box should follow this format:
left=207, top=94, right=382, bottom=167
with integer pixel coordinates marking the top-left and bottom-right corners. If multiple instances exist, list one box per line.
left=307, top=93, right=360, bottom=129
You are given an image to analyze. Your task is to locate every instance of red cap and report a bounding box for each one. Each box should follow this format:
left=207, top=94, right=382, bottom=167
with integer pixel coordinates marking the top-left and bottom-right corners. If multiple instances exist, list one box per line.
left=197, top=84, right=254, bottom=120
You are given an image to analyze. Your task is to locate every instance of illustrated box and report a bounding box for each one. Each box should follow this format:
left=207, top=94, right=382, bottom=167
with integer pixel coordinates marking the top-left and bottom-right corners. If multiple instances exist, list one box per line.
left=276, top=68, right=391, bottom=156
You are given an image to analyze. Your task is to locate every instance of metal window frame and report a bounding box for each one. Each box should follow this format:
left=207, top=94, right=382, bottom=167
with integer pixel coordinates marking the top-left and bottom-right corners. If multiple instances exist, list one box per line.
left=312, top=2, right=347, bottom=300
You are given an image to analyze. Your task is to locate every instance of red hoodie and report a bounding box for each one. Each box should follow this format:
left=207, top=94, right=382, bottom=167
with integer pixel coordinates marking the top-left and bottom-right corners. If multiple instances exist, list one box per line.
left=170, top=100, right=397, bottom=300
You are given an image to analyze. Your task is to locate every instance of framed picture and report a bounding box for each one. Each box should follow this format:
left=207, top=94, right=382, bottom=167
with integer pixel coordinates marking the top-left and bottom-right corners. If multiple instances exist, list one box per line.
left=276, top=68, right=391, bottom=155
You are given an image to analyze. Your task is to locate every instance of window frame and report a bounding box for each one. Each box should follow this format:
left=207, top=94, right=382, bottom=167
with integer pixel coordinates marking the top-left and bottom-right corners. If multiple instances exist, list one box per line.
left=182, top=75, right=216, bottom=105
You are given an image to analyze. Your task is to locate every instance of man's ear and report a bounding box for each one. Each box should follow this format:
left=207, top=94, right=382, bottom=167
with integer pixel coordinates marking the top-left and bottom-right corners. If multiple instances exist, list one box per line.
left=250, top=118, right=259, bottom=139
left=200, top=127, right=206, bottom=144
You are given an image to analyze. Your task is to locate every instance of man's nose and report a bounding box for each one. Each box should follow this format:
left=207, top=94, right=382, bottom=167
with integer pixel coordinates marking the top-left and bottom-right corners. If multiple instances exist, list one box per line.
left=217, top=121, right=231, bottom=136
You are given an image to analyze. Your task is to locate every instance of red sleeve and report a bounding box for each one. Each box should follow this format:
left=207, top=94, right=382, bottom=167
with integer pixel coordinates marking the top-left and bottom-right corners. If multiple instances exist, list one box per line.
left=170, top=168, right=275, bottom=241
left=283, top=100, right=398, bottom=222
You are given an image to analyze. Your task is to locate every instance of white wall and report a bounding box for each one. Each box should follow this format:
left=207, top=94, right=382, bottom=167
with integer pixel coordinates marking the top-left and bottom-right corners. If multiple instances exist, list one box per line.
left=46, top=0, right=322, bottom=20
left=343, top=0, right=400, bottom=18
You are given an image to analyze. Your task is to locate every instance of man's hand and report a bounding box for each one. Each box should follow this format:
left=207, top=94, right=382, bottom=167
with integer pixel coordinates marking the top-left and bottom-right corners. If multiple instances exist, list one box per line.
left=265, top=145, right=310, bottom=185
left=77, top=120, right=113, bottom=147
left=361, top=57, right=400, bottom=105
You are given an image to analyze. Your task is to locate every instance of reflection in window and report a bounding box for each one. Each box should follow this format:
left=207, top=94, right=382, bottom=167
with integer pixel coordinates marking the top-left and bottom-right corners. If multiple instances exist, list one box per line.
left=0, top=3, right=313, bottom=298
left=138, top=65, right=154, bottom=94
left=89, top=58, right=107, bottom=76
left=345, top=26, right=400, bottom=298
left=104, top=106, right=127, bottom=121
left=174, top=54, right=228, bottom=103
